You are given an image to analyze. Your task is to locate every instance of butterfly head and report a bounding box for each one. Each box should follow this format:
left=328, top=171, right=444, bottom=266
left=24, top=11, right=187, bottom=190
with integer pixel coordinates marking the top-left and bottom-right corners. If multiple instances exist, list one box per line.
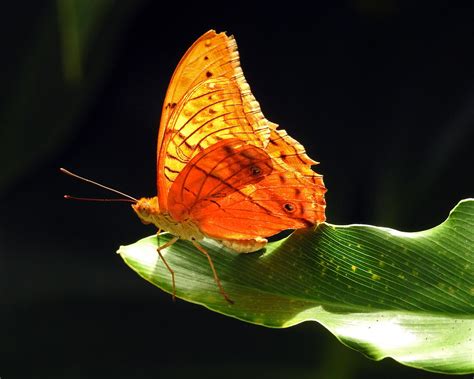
left=132, top=196, right=160, bottom=225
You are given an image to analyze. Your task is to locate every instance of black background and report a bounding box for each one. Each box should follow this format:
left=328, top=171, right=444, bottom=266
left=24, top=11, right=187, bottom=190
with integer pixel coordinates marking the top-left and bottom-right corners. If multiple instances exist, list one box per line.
left=1, top=1, right=473, bottom=378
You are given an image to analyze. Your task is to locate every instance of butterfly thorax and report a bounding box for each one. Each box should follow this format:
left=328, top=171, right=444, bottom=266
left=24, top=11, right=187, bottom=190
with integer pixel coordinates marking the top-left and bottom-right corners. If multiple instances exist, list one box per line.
left=132, top=197, right=205, bottom=242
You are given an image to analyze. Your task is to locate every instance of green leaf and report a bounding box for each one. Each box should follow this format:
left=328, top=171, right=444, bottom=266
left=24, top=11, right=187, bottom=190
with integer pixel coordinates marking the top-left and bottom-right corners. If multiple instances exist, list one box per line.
left=118, top=199, right=474, bottom=374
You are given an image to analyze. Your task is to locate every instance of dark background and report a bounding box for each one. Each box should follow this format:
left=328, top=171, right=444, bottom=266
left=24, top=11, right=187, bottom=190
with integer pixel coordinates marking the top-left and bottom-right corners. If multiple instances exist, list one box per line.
left=1, top=1, right=473, bottom=378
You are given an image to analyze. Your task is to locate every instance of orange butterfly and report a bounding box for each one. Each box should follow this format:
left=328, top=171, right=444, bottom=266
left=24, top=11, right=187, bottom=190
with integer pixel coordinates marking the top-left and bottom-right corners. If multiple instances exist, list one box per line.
left=131, top=30, right=327, bottom=303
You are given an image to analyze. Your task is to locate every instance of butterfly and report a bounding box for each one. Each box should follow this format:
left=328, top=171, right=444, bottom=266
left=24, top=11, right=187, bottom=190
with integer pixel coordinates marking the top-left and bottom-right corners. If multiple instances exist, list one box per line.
left=129, top=30, right=326, bottom=304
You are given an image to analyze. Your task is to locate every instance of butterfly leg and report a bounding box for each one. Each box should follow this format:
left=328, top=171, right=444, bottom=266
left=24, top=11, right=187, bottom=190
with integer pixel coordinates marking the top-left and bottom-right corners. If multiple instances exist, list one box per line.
left=191, top=240, right=234, bottom=305
left=156, top=235, right=179, bottom=301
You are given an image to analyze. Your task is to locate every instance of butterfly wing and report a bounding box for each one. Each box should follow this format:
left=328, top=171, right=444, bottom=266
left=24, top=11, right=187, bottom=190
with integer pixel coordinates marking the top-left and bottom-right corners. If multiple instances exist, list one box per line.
left=167, top=139, right=272, bottom=221
left=265, top=124, right=326, bottom=187
left=167, top=139, right=325, bottom=240
left=194, top=170, right=325, bottom=240
left=157, top=30, right=273, bottom=212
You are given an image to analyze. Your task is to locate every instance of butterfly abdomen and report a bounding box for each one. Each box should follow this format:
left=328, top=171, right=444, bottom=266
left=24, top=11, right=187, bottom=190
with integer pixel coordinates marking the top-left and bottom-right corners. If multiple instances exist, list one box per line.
left=218, top=237, right=268, bottom=253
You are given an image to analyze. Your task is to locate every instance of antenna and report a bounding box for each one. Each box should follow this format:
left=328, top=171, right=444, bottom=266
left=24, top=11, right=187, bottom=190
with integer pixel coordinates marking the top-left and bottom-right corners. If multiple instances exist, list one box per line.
left=60, top=168, right=138, bottom=202
left=63, top=195, right=135, bottom=203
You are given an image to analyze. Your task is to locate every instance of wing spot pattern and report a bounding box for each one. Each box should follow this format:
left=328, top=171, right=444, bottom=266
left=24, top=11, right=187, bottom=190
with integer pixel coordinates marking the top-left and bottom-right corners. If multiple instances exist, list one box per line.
left=223, top=144, right=234, bottom=155
left=249, top=165, right=261, bottom=176
left=283, top=203, right=295, bottom=213
left=173, top=97, right=230, bottom=138
left=165, top=167, right=180, bottom=174
left=211, top=192, right=226, bottom=198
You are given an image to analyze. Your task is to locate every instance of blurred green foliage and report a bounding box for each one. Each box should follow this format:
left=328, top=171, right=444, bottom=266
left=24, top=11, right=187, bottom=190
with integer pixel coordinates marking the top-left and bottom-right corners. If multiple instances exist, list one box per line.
left=0, top=0, right=143, bottom=194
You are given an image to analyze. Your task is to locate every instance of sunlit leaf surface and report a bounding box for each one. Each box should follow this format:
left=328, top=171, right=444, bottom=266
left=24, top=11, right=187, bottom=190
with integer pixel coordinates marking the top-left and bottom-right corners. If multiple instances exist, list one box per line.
left=118, top=199, right=474, bottom=374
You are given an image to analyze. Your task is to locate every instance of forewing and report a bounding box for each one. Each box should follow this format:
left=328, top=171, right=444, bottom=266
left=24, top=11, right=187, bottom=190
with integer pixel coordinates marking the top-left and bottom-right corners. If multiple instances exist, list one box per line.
left=157, top=30, right=272, bottom=211
left=266, top=126, right=326, bottom=188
